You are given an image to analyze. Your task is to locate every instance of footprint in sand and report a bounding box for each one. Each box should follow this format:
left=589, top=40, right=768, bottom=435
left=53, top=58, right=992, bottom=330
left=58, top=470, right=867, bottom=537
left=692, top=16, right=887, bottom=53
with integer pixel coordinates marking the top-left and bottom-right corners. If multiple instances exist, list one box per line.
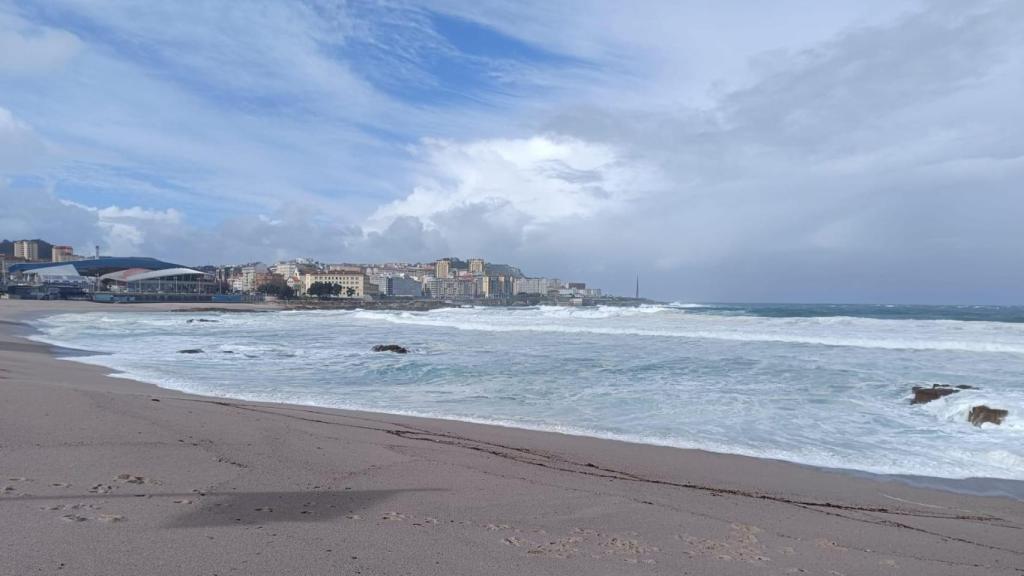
left=60, top=515, right=89, bottom=523
left=115, top=474, right=150, bottom=485
left=88, top=484, right=113, bottom=494
left=50, top=482, right=71, bottom=488
left=173, top=499, right=192, bottom=505
left=98, top=514, right=125, bottom=523
left=679, top=523, right=770, bottom=566
left=380, top=511, right=406, bottom=521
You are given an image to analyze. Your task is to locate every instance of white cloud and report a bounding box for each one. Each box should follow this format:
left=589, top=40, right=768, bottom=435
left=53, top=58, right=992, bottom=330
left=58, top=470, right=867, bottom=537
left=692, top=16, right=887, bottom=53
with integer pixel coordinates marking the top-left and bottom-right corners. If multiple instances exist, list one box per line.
left=0, top=10, right=82, bottom=73
left=4, top=1, right=1024, bottom=302
left=369, top=135, right=662, bottom=236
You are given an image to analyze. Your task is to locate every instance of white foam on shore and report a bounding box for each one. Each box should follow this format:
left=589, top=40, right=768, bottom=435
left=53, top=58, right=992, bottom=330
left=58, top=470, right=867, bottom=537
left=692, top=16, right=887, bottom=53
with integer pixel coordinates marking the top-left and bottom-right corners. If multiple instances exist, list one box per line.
left=351, top=308, right=1024, bottom=354
left=29, top=309, right=1024, bottom=482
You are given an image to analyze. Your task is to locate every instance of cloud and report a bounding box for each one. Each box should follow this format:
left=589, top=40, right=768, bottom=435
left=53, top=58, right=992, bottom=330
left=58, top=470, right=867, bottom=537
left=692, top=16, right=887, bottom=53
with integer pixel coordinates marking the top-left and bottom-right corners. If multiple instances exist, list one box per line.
left=369, top=135, right=662, bottom=234
left=0, top=106, right=51, bottom=173
left=3, top=1, right=1024, bottom=302
left=0, top=9, right=82, bottom=73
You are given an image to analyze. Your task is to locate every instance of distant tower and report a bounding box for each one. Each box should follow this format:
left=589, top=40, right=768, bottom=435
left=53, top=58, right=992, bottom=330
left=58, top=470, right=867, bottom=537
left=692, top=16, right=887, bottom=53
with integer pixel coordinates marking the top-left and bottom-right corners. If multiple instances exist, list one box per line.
left=95, top=245, right=100, bottom=259
left=635, top=274, right=639, bottom=299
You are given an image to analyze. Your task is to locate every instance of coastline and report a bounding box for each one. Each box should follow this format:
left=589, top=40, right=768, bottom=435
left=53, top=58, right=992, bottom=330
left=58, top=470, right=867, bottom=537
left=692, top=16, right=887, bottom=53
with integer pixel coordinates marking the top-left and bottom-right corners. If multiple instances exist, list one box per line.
left=2, top=300, right=1023, bottom=574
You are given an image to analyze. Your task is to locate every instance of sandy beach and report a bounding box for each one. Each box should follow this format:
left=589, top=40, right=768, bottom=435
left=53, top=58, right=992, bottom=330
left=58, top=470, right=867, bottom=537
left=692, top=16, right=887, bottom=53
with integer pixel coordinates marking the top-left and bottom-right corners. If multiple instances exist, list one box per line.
left=1, top=300, right=1023, bottom=575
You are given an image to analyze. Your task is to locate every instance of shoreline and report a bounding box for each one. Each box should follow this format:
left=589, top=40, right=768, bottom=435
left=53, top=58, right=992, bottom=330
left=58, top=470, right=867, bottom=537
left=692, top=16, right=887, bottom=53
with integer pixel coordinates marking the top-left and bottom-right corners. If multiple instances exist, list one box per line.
left=3, top=300, right=1024, bottom=574
left=22, top=301, right=1024, bottom=498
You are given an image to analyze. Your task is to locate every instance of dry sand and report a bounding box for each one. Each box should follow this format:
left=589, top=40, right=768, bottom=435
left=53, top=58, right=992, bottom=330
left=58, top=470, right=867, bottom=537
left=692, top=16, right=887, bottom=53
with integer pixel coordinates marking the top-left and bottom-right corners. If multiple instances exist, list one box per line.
left=1, top=299, right=1022, bottom=575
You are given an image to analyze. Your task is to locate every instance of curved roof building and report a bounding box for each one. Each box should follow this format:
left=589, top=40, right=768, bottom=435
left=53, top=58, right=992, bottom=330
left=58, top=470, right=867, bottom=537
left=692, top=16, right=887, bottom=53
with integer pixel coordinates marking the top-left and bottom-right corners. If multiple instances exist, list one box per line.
left=7, top=257, right=186, bottom=277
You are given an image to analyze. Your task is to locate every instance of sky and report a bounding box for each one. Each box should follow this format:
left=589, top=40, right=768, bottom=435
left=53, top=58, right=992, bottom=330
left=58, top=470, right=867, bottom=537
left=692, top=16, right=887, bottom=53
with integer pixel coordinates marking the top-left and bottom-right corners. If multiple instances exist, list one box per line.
left=2, top=0, right=1023, bottom=303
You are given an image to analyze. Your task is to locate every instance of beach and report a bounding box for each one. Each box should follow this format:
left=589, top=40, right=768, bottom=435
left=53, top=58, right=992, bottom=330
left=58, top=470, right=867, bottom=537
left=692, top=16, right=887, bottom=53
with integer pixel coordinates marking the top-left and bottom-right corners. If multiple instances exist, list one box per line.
left=2, top=300, right=1023, bottom=575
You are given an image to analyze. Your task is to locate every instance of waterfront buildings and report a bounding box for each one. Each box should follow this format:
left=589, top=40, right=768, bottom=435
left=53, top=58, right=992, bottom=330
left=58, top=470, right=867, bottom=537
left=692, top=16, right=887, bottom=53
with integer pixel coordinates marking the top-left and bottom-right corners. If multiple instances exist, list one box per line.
left=231, top=263, right=270, bottom=293
left=514, top=277, right=561, bottom=295
left=2, top=242, right=612, bottom=304
left=425, top=276, right=476, bottom=300
left=301, top=271, right=378, bottom=299
left=51, top=246, right=75, bottom=262
left=434, top=258, right=451, bottom=279
left=14, top=240, right=40, bottom=261
left=384, top=275, right=423, bottom=298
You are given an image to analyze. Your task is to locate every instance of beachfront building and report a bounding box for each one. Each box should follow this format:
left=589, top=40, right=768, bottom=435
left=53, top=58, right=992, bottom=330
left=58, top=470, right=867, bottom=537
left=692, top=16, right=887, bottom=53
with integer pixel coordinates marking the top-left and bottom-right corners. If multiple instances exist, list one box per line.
left=468, top=258, right=485, bottom=274
left=369, top=274, right=423, bottom=298
left=14, top=240, right=40, bottom=261
left=425, top=276, right=477, bottom=300
left=5, top=257, right=216, bottom=301
left=514, top=277, right=561, bottom=295
left=477, top=275, right=515, bottom=298
left=301, top=271, right=378, bottom=299
left=51, top=245, right=75, bottom=262
left=230, top=263, right=270, bottom=293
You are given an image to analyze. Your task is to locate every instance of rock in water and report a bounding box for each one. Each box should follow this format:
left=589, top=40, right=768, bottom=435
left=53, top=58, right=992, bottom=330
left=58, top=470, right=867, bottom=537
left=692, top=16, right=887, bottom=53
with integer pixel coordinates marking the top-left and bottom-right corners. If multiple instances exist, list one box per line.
left=372, top=344, right=408, bottom=354
left=177, top=349, right=204, bottom=354
left=968, top=405, right=1008, bottom=427
left=911, top=384, right=962, bottom=404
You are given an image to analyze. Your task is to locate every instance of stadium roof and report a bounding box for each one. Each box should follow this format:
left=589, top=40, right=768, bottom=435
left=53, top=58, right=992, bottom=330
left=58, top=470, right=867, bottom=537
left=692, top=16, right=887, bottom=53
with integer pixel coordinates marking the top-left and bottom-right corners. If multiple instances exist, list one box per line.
left=7, top=257, right=185, bottom=277
left=122, top=267, right=208, bottom=282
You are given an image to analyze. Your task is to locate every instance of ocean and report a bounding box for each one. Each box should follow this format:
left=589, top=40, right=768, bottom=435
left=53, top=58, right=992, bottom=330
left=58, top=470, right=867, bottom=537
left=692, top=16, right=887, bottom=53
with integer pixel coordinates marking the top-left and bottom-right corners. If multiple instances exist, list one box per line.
left=31, top=303, right=1024, bottom=483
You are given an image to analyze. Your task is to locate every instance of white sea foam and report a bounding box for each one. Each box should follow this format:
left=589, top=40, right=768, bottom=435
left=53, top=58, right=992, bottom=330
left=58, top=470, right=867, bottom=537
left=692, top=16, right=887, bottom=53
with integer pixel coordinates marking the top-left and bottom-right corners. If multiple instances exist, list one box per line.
left=30, top=308, right=1024, bottom=481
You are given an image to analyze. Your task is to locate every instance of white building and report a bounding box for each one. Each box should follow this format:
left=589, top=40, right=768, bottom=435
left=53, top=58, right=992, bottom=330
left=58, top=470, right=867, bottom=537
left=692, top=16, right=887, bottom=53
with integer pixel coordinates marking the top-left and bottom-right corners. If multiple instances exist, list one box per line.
left=514, top=277, right=560, bottom=295
left=301, top=271, right=378, bottom=298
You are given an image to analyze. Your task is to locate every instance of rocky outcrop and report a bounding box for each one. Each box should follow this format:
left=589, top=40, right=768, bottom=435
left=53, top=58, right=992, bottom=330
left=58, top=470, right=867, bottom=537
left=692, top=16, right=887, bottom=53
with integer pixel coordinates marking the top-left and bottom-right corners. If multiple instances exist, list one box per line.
left=911, top=384, right=969, bottom=404
left=177, top=349, right=204, bottom=354
left=968, top=405, right=1008, bottom=427
left=186, top=319, right=218, bottom=323
left=372, top=344, right=409, bottom=354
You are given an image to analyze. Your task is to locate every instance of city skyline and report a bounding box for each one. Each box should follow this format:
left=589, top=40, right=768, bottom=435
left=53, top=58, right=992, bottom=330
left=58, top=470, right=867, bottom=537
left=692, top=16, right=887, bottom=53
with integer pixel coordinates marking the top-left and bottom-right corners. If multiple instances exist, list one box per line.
left=3, top=2, right=1024, bottom=304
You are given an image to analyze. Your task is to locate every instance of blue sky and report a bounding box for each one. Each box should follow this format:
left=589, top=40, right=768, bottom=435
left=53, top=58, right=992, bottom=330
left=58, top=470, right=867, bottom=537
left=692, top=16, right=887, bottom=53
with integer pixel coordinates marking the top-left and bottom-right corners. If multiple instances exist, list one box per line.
left=2, top=0, right=1024, bottom=303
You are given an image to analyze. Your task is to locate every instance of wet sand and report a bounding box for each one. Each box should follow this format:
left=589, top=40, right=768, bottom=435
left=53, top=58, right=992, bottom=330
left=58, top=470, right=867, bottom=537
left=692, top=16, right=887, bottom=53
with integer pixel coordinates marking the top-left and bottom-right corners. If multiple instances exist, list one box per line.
left=1, top=299, right=1023, bottom=575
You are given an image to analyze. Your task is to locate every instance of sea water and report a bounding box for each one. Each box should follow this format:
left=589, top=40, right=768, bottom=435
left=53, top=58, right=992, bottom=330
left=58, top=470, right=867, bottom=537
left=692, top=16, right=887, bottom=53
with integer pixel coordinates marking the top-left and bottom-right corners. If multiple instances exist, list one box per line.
left=31, top=303, right=1024, bottom=482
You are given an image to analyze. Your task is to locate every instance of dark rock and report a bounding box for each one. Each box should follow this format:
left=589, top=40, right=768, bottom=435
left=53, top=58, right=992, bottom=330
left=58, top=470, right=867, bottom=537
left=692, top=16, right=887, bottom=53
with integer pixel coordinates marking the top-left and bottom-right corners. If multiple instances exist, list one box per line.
left=968, top=405, right=1008, bottom=427
left=955, top=385, right=977, bottom=390
left=372, top=344, right=409, bottom=354
left=177, top=349, right=204, bottom=354
left=187, top=318, right=218, bottom=324
left=911, top=384, right=964, bottom=404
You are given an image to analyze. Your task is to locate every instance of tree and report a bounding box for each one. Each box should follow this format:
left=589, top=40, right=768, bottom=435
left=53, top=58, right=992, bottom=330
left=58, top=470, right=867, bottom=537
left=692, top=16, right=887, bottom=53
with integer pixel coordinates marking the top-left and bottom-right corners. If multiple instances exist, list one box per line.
left=345, top=287, right=356, bottom=298
left=257, top=275, right=295, bottom=299
left=306, top=281, right=335, bottom=298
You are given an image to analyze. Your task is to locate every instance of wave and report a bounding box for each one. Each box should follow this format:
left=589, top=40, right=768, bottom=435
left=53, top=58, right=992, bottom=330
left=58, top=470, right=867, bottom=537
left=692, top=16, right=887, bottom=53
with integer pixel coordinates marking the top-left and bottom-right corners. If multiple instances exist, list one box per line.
left=350, top=311, right=1024, bottom=354
left=29, top=347, right=1024, bottom=481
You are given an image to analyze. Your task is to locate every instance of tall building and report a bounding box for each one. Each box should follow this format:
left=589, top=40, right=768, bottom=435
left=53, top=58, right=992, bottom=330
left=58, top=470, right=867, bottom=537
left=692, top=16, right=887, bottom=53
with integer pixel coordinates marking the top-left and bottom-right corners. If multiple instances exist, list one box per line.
left=13, top=240, right=39, bottom=261
left=434, top=258, right=451, bottom=279
left=386, top=276, right=423, bottom=298
left=468, top=258, right=485, bottom=274
left=478, top=275, right=514, bottom=298
left=51, top=245, right=74, bottom=262
left=426, top=277, right=476, bottom=300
